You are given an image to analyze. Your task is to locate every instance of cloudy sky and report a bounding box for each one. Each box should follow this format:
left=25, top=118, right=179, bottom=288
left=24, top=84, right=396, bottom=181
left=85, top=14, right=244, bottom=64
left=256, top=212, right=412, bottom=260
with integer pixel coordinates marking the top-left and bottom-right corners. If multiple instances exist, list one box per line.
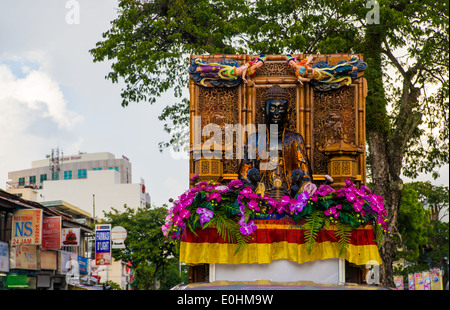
left=0, top=0, right=189, bottom=207
left=0, top=0, right=448, bottom=209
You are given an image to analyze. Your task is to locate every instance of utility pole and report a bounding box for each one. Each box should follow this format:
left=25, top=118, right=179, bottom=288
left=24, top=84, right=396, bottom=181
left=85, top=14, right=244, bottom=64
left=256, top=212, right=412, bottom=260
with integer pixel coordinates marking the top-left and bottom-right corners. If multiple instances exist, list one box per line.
left=93, top=194, right=96, bottom=225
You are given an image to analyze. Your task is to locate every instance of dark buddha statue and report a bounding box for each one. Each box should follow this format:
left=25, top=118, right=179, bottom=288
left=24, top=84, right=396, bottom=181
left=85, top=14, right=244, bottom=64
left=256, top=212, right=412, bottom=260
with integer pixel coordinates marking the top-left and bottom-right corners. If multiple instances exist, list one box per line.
left=239, top=85, right=314, bottom=200
left=243, top=168, right=262, bottom=192
left=289, top=169, right=312, bottom=198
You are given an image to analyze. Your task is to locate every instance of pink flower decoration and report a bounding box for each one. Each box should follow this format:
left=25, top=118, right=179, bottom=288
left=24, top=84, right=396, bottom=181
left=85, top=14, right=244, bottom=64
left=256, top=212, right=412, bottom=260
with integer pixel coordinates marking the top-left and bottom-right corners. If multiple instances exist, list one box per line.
left=324, top=206, right=340, bottom=219
left=345, top=191, right=357, bottom=203
left=247, top=199, right=260, bottom=211
left=303, top=182, right=317, bottom=196
left=228, top=179, right=244, bottom=190
left=190, top=174, right=199, bottom=182
left=361, top=185, right=371, bottom=194
left=206, top=191, right=222, bottom=202
left=280, top=195, right=290, bottom=205
left=179, top=208, right=191, bottom=219
left=344, top=178, right=354, bottom=188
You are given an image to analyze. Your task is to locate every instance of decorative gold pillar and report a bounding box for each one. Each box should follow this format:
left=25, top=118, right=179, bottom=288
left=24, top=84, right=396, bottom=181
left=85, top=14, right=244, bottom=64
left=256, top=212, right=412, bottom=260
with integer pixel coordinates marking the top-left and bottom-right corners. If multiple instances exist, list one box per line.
left=322, top=139, right=363, bottom=189
left=194, top=157, right=223, bottom=183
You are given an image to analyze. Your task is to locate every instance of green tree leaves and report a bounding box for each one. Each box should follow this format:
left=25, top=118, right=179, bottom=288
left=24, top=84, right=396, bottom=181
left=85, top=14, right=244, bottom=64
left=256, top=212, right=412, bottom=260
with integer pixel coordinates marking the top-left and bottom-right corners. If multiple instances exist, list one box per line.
left=103, top=204, right=180, bottom=289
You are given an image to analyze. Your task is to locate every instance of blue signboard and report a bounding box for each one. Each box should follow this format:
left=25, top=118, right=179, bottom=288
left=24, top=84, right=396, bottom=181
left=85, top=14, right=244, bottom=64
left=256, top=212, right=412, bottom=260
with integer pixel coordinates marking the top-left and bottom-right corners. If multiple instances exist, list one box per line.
left=96, top=230, right=111, bottom=253
left=78, top=256, right=88, bottom=274
left=95, top=224, right=111, bottom=265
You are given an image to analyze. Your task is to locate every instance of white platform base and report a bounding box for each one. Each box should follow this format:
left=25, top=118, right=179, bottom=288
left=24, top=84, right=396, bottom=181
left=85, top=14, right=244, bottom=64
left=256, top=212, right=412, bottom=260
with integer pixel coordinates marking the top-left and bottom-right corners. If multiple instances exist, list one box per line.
left=209, top=258, right=345, bottom=284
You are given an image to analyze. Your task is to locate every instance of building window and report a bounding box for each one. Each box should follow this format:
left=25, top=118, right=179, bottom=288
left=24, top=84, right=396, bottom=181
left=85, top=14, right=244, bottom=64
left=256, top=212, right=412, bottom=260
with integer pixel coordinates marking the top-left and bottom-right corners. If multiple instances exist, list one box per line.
left=52, top=172, right=59, bottom=180
left=18, top=177, right=25, bottom=186
left=64, top=170, right=72, bottom=180
left=109, top=167, right=119, bottom=172
left=78, top=169, right=87, bottom=179
left=40, top=174, right=47, bottom=182
left=29, top=176, right=36, bottom=184
left=93, top=168, right=102, bottom=171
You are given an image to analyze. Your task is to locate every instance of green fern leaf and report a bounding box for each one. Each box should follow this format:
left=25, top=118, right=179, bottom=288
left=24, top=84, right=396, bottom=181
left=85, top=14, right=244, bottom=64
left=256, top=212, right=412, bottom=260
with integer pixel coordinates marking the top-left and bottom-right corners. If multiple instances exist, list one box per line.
left=335, top=222, right=352, bottom=257
left=303, top=210, right=325, bottom=255
left=210, top=212, right=251, bottom=255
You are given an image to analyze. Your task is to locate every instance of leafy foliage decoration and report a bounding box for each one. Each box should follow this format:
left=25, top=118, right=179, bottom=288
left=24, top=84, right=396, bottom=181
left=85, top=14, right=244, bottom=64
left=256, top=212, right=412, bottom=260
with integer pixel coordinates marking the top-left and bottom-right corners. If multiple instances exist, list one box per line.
left=303, top=210, right=325, bottom=255
left=374, top=222, right=385, bottom=250
left=335, top=222, right=353, bottom=257
left=210, top=211, right=251, bottom=255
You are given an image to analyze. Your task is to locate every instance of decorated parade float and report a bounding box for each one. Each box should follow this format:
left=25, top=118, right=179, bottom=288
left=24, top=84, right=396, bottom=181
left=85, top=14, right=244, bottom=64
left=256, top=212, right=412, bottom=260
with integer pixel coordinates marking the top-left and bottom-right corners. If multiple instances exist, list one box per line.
left=163, top=54, right=388, bottom=286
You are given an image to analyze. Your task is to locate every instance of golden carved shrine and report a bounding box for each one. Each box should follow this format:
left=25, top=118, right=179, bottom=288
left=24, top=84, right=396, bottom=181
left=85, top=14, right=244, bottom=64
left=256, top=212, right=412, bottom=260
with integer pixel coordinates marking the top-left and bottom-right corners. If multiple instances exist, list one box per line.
left=181, top=54, right=381, bottom=285
left=188, top=54, right=367, bottom=188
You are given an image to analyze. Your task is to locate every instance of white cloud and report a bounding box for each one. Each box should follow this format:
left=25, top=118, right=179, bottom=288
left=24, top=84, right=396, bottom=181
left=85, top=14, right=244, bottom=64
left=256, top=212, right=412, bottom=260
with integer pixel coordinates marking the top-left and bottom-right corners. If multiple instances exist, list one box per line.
left=0, top=58, right=84, bottom=189
left=0, top=63, right=83, bottom=130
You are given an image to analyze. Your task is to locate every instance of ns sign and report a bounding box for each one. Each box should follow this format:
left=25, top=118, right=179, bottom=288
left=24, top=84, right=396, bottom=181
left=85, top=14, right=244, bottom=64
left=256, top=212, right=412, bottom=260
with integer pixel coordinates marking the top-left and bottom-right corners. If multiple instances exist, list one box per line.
left=11, top=209, right=43, bottom=246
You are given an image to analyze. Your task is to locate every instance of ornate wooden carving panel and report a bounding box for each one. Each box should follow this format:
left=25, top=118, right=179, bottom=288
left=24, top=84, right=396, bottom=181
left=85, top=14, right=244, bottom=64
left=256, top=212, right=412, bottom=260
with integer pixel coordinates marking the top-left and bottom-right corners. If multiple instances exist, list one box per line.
left=312, top=86, right=357, bottom=175
left=254, top=61, right=293, bottom=77
left=197, top=86, right=240, bottom=143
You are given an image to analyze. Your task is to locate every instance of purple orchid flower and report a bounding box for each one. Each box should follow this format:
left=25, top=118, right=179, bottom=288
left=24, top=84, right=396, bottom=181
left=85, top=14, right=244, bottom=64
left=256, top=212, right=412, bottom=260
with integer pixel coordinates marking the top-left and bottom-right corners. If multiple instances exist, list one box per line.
left=196, top=207, right=214, bottom=227
left=238, top=217, right=257, bottom=236
left=240, top=186, right=259, bottom=200
left=289, top=198, right=307, bottom=215
left=247, top=199, right=260, bottom=211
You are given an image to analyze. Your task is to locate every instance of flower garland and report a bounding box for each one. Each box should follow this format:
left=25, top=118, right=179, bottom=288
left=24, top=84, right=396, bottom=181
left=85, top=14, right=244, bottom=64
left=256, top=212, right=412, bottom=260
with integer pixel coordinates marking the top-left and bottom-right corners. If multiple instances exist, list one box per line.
left=162, top=175, right=389, bottom=247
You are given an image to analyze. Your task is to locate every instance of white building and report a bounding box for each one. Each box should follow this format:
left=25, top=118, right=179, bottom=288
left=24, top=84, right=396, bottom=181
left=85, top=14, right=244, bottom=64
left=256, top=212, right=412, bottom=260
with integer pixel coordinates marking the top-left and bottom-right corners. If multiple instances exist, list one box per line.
left=40, top=169, right=150, bottom=219
left=7, top=151, right=151, bottom=219
left=8, top=150, right=132, bottom=189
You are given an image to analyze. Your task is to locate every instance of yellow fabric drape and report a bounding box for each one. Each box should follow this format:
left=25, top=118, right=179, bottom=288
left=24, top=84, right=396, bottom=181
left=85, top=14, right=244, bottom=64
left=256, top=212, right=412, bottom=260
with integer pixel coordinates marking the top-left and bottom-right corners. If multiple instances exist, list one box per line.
left=180, top=223, right=382, bottom=266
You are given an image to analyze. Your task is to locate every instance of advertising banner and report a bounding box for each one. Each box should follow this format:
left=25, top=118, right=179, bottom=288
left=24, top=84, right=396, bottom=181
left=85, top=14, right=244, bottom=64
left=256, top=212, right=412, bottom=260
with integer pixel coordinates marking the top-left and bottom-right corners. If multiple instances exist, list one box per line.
left=40, top=250, right=57, bottom=270
left=423, top=271, right=431, bottom=290
left=0, top=241, right=9, bottom=272
left=58, top=250, right=78, bottom=275
left=408, top=274, right=415, bottom=290
left=42, top=217, right=62, bottom=250
left=430, top=269, right=443, bottom=290
left=78, top=256, right=89, bottom=274
left=11, top=209, right=43, bottom=246
left=62, top=228, right=80, bottom=246
left=393, top=276, right=403, bottom=290
left=10, top=245, right=39, bottom=270
left=95, top=224, right=111, bottom=265
left=414, top=273, right=424, bottom=290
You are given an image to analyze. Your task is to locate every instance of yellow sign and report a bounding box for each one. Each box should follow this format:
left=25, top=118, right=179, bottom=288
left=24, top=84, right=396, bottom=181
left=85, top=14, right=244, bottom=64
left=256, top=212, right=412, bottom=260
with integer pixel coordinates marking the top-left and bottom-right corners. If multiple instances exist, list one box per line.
left=11, top=209, right=43, bottom=246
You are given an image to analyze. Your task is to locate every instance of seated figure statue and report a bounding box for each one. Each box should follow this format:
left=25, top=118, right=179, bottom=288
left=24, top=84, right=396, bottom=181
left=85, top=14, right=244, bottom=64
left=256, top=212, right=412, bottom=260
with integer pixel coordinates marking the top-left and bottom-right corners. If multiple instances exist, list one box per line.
left=243, top=168, right=266, bottom=196
left=239, top=85, right=316, bottom=200
left=289, top=169, right=312, bottom=198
